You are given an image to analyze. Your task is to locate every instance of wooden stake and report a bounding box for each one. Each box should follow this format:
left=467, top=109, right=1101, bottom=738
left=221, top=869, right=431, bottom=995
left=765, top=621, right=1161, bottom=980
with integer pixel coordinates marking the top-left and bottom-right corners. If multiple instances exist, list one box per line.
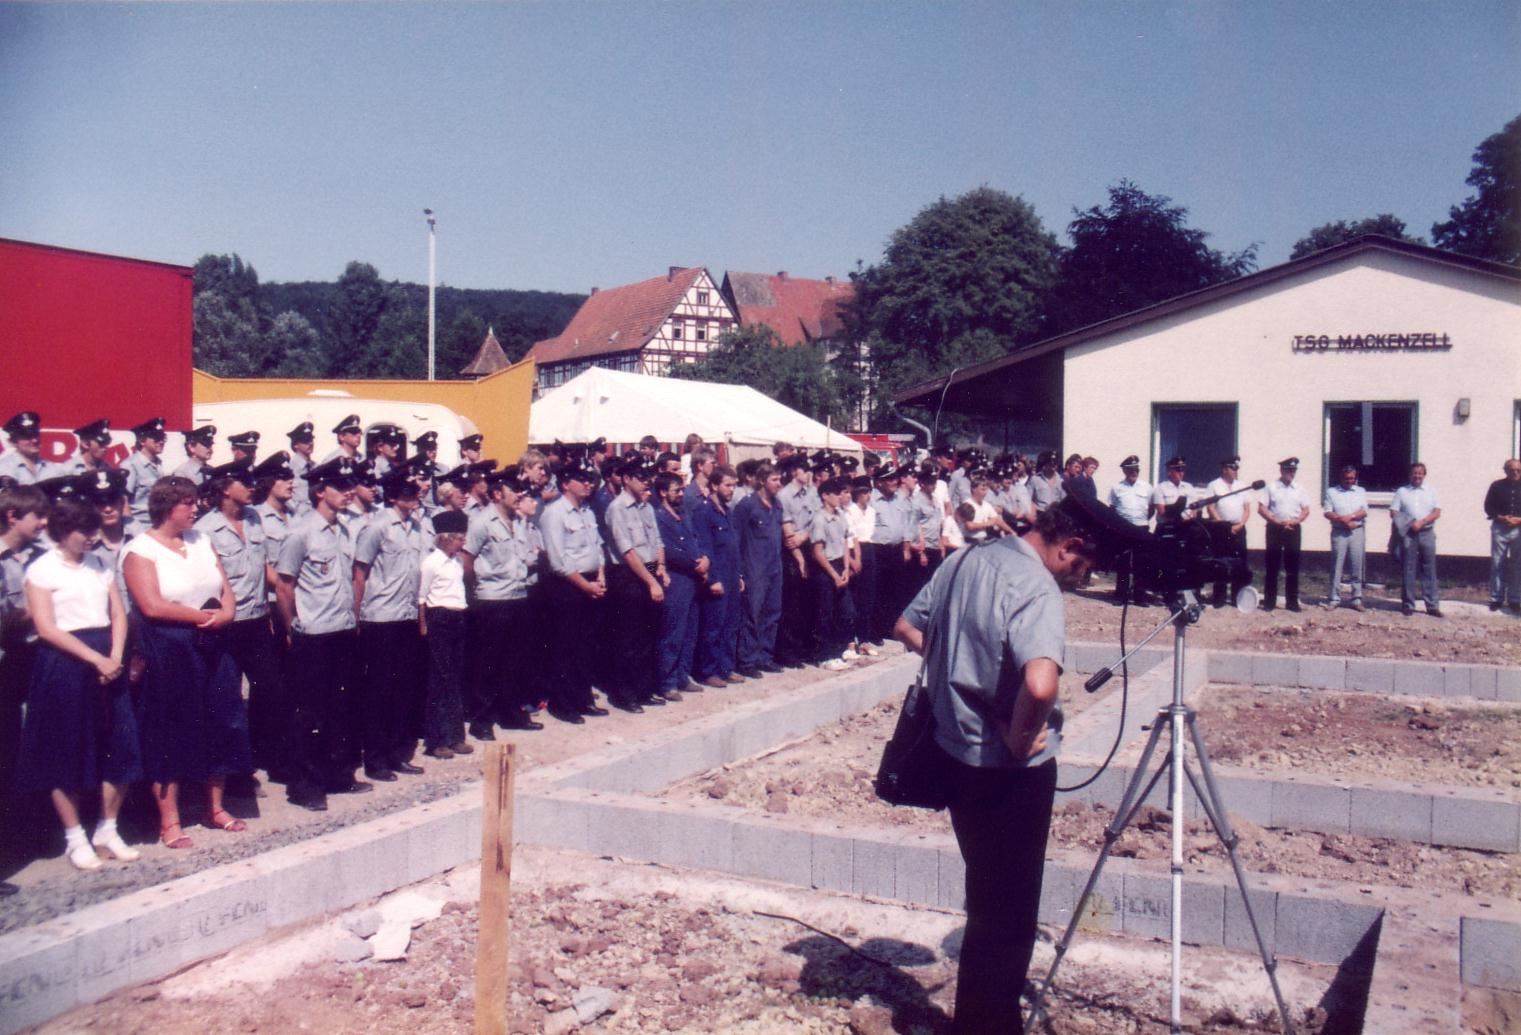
left=474, top=742, right=516, bottom=1035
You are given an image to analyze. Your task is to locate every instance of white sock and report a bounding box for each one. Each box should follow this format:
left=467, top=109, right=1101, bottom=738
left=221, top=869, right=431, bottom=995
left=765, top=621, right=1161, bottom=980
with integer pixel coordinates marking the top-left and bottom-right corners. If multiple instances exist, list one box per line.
left=64, top=825, right=89, bottom=851
left=94, top=818, right=118, bottom=840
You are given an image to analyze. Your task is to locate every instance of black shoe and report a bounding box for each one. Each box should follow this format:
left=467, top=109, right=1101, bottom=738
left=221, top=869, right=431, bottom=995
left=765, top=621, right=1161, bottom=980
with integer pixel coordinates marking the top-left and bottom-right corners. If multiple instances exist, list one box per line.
left=639, top=694, right=667, bottom=706
left=1261, top=603, right=1276, bottom=612
left=1428, top=607, right=1443, bottom=618
left=737, top=666, right=764, bottom=679
left=609, top=697, right=644, bottom=714
left=468, top=723, right=497, bottom=741
left=1490, top=601, right=1503, bottom=612
left=0, top=882, right=17, bottom=897
left=1402, top=605, right=1415, bottom=616
left=289, top=793, right=328, bottom=812
left=363, top=767, right=398, bottom=782
left=501, top=715, right=545, bottom=730
left=548, top=708, right=586, bottom=725
left=760, top=663, right=785, bottom=674
left=1508, top=604, right=1521, bottom=614
left=1286, top=604, right=1303, bottom=613
left=581, top=705, right=610, bottom=717
left=393, top=762, right=425, bottom=775
left=330, top=780, right=374, bottom=795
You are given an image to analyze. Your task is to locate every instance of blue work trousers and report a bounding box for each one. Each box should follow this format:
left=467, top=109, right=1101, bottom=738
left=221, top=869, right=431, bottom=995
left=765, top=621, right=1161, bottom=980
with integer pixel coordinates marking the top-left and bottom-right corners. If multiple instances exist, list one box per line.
left=657, top=571, right=700, bottom=693
left=738, top=564, right=782, bottom=670
left=695, top=566, right=741, bottom=679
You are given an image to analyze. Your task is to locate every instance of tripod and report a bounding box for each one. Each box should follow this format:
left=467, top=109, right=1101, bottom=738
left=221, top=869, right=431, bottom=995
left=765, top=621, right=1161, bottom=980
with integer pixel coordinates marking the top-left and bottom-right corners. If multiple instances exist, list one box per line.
left=1026, top=590, right=1295, bottom=1035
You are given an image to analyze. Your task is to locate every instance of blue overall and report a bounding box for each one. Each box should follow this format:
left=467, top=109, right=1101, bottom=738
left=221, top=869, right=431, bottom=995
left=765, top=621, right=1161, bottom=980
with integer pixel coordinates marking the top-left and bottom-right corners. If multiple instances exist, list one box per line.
left=655, top=504, right=703, bottom=693
left=692, top=493, right=742, bottom=679
left=734, top=492, right=783, bottom=669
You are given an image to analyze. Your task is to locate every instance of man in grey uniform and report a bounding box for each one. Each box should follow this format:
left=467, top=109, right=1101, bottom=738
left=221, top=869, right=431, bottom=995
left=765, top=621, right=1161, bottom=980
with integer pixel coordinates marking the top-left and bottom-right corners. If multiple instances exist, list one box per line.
left=122, top=417, right=167, bottom=533
left=275, top=456, right=370, bottom=810
left=775, top=454, right=820, bottom=666
left=604, top=458, right=668, bottom=709
left=228, top=430, right=260, bottom=466
left=353, top=469, right=427, bottom=781
left=0, top=412, right=56, bottom=485
left=895, top=495, right=1139, bottom=1035
left=287, top=422, right=316, bottom=513
left=171, top=425, right=216, bottom=485
left=61, top=419, right=112, bottom=475
left=1323, top=464, right=1369, bottom=611
left=539, top=458, right=610, bottom=721
left=321, top=414, right=363, bottom=464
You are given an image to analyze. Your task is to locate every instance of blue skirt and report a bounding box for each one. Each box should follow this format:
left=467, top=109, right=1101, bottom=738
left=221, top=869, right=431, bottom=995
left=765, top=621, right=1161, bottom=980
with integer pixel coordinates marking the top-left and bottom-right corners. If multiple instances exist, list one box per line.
left=134, top=619, right=253, bottom=783
left=18, top=628, right=143, bottom=793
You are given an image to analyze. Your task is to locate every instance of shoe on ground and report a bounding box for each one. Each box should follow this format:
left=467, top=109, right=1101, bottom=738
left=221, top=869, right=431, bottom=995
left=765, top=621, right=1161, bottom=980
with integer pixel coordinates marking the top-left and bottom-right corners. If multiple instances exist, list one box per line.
left=468, top=723, right=497, bottom=742
left=841, top=649, right=861, bottom=661
left=640, top=694, right=668, bottom=706
left=1509, top=603, right=1521, bottom=614
left=859, top=644, right=880, bottom=657
left=92, top=829, right=140, bottom=862
left=1428, top=607, right=1443, bottom=618
left=608, top=698, right=644, bottom=714
left=701, top=675, right=727, bottom=689
left=425, top=745, right=455, bottom=760
left=822, top=659, right=850, bottom=672
left=0, top=882, right=16, bottom=897
left=67, top=843, right=103, bottom=871
left=1322, top=601, right=1339, bottom=610
left=1261, top=603, right=1276, bottom=612
left=449, top=741, right=474, bottom=755
left=724, top=672, right=746, bottom=684
left=1351, top=601, right=1367, bottom=612
left=1402, top=605, right=1415, bottom=616
left=1490, top=601, right=1503, bottom=612
left=289, top=793, right=329, bottom=812
left=760, top=663, right=785, bottom=674
left=548, top=708, right=586, bottom=725
left=364, top=767, right=398, bottom=782
left=393, top=762, right=425, bottom=775
left=1286, top=603, right=1303, bottom=613
left=581, top=705, right=610, bottom=717
left=501, top=714, right=545, bottom=730
left=736, top=666, right=763, bottom=678
left=330, top=780, right=374, bottom=795
left=661, top=689, right=683, bottom=702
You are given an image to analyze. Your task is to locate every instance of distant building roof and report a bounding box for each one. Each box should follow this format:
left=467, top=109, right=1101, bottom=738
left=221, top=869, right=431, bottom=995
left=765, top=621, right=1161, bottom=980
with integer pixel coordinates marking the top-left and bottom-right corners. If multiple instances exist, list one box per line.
left=527, top=266, right=707, bottom=367
left=722, top=271, right=854, bottom=345
left=459, top=325, right=512, bottom=376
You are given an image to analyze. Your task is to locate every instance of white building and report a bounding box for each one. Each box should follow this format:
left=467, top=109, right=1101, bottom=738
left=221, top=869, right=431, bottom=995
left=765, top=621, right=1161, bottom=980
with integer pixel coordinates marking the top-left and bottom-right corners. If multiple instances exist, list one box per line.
left=897, top=237, right=1521, bottom=559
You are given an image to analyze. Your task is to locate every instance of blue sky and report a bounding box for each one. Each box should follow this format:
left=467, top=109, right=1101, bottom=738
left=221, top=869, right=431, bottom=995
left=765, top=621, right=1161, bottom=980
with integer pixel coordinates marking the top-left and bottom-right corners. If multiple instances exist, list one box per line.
left=3, top=2, right=1517, bottom=294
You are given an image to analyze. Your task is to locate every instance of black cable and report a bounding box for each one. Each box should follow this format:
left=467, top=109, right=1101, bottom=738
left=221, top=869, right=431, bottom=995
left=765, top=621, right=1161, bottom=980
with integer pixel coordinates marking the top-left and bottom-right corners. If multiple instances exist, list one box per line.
left=752, top=910, right=942, bottom=977
left=1055, top=575, right=1131, bottom=793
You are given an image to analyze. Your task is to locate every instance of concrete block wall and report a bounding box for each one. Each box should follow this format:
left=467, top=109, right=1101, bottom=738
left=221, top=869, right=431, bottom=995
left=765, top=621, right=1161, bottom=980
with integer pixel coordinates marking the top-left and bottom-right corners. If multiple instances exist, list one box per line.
left=1199, top=646, right=1518, bottom=702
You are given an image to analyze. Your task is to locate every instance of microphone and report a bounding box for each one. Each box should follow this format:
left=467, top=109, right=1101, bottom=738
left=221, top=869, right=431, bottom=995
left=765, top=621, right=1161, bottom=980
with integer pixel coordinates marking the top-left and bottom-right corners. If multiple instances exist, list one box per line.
left=1187, top=479, right=1266, bottom=511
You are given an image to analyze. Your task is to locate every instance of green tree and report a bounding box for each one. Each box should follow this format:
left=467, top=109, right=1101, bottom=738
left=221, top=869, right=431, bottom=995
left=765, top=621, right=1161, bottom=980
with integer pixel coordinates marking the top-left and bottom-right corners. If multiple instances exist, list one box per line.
left=265, top=311, right=325, bottom=377
left=670, top=325, right=847, bottom=427
left=192, top=289, right=264, bottom=376
left=441, top=309, right=489, bottom=376
left=1432, top=113, right=1521, bottom=265
left=1290, top=215, right=1423, bottom=259
left=363, top=286, right=428, bottom=378
left=327, top=261, right=388, bottom=376
left=1044, top=181, right=1256, bottom=336
left=847, top=187, right=1060, bottom=414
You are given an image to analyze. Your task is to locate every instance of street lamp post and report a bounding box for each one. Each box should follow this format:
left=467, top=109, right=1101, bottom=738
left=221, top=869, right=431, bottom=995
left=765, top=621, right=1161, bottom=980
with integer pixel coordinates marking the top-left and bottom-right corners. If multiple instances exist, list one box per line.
left=424, top=208, right=437, bottom=381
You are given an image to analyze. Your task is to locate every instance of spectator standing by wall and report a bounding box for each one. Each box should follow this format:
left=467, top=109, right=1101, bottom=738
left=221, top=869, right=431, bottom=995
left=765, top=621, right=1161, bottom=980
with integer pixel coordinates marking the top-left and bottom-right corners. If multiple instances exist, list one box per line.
left=1483, top=459, right=1521, bottom=613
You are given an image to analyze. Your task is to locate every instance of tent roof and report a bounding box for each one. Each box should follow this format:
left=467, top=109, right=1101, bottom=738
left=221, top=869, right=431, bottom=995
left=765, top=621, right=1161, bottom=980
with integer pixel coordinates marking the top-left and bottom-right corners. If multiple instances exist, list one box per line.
left=529, top=367, right=860, bottom=452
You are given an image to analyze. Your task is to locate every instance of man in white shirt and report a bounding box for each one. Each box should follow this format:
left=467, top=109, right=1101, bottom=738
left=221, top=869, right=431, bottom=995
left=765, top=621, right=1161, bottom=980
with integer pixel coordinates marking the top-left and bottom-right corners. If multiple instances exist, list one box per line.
left=1107, top=454, right=1152, bottom=605
left=1258, top=457, right=1311, bottom=612
left=1206, top=456, right=1254, bottom=608
left=1149, top=456, right=1194, bottom=524
left=1391, top=462, right=1442, bottom=617
left=1322, top=465, right=1369, bottom=611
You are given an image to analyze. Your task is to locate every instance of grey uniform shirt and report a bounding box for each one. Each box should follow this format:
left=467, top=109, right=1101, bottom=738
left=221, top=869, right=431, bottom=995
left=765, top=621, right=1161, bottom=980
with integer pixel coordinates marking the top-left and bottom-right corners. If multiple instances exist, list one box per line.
left=948, top=469, right=972, bottom=510
left=0, top=453, right=55, bottom=485
left=121, top=452, right=162, bottom=523
left=276, top=511, right=356, bottom=635
left=1108, top=479, right=1152, bottom=527
left=809, top=508, right=850, bottom=562
left=354, top=508, right=425, bottom=623
left=465, top=506, right=531, bottom=601
left=171, top=458, right=208, bottom=485
left=194, top=507, right=270, bottom=621
left=778, top=482, right=819, bottom=538
left=870, top=490, right=905, bottom=545
left=289, top=452, right=313, bottom=513
left=902, top=538, right=1066, bottom=769
left=539, top=495, right=604, bottom=576
left=1029, top=474, right=1065, bottom=513
left=910, top=491, right=942, bottom=545
left=606, top=493, right=661, bottom=565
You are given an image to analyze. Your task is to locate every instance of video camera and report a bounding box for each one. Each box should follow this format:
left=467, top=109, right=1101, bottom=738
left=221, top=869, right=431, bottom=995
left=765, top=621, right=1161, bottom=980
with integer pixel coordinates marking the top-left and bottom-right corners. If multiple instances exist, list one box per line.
left=1127, top=481, right=1264, bottom=606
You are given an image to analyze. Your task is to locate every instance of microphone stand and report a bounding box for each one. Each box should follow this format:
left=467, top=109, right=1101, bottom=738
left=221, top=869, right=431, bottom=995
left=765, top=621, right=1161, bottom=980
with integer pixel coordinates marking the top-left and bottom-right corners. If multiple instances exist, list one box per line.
left=1026, top=590, right=1295, bottom=1035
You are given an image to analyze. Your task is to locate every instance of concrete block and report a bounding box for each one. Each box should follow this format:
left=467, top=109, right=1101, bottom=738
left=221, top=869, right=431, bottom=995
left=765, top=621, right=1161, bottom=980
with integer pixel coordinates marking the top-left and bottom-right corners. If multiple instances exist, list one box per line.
left=0, top=926, right=77, bottom=1035
left=332, top=826, right=411, bottom=905
left=257, top=841, right=348, bottom=927
left=730, top=710, right=788, bottom=760
left=587, top=799, right=665, bottom=862
left=125, top=868, right=274, bottom=984
left=1393, top=660, right=1445, bottom=697
left=1223, top=884, right=1277, bottom=954
left=1349, top=787, right=1434, bottom=843
left=1432, top=794, right=1521, bottom=853
left=1271, top=778, right=1351, bottom=833
left=937, top=847, right=967, bottom=911
left=851, top=837, right=896, bottom=899
left=1466, top=665, right=1498, bottom=700
left=1344, top=658, right=1394, bottom=693
left=1274, top=892, right=1380, bottom=964
left=1495, top=667, right=1521, bottom=703
left=1036, top=863, right=1077, bottom=928
left=1181, top=879, right=1227, bottom=946
left=1207, top=650, right=1254, bottom=686
left=1208, top=772, right=1274, bottom=827
left=70, top=908, right=135, bottom=1006
left=1251, top=653, right=1298, bottom=688
left=1073, top=871, right=1123, bottom=935
left=516, top=793, right=594, bottom=852
left=1460, top=916, right=1521, bottom=991
left=1120, top=871, right=1172, bottom=940
left=894, top=837, right=940, bottom=905
left=810, top=832, right=853, bottom=893
left=639, top=733, right=721, bottom=792
left=732, top=820, right=811, bottom=886
left=1067, top=642, right=1113, bottom=675
left=1442, top=665, right=1473, bottom=698
left=648, top=805, right=733, bottom=872
left=405, top=803, right=476, bottom=883
left=1297, top=655, right=1346, bottom=690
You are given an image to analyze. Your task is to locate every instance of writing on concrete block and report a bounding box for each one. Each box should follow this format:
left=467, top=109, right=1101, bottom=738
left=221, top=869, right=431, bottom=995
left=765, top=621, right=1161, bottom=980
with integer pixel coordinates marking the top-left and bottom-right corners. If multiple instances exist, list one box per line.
left=80, top=896, right=270, bottom=984
left=1, top=956, right=73, bottom=1012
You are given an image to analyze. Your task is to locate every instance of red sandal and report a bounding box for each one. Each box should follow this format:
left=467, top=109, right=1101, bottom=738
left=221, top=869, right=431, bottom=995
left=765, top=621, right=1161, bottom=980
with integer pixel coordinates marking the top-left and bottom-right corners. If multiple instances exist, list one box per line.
left=159, top=824, right=194, bottom=850
left=207, top=810, right=247, bottom=833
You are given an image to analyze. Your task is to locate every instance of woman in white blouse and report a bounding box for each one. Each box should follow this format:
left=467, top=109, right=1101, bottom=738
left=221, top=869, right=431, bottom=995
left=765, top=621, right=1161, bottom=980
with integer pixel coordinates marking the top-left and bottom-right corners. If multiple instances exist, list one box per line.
left=123, top=477, right=252, bottom=849
left=18, top=499, right=142, bottom=871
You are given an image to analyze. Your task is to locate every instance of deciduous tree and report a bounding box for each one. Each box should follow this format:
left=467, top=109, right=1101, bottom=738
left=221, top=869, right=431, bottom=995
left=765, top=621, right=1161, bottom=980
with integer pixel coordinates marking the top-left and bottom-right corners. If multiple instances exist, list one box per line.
left=1290, top=215, right=1422, bottom=259
left=1432, top=114, right=1521, bottom=266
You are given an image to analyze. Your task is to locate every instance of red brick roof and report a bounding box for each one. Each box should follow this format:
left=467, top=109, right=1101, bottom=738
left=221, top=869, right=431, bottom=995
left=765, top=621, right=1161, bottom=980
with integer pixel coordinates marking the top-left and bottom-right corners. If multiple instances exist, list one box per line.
left=459, top=325, right=511, bottom=376
left=722, top=271, right=854, bottom=345
left=527, top=267, right=707, bottom=367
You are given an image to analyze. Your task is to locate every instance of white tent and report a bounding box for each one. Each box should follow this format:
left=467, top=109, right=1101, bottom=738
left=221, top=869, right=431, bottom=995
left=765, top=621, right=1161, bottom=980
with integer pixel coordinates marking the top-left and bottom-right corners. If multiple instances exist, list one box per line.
left=529, top=367, right=861, bottom=455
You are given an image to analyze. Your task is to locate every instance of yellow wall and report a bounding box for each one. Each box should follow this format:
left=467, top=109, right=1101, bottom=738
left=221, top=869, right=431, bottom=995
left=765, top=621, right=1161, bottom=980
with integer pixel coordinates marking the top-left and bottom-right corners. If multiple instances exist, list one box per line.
left=192, top=359, right=535, bottom=461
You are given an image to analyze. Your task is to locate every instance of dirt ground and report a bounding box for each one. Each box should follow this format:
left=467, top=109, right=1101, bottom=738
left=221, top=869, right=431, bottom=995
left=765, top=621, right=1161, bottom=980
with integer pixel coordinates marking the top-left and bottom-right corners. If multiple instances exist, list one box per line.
left=665, top=695, right=1521, bottom=901
left=1065, top=582, right=1521, bottom=666
left=38, top=848, right=1350, bottom=1035
left=1193, top=686, right=1521, bottom=791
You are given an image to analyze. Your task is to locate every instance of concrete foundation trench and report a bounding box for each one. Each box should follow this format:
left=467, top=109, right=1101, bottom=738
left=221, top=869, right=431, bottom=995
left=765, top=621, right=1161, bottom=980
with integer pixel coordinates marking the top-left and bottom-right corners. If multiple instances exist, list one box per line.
left=3, top=643, right=1518, bottom=1033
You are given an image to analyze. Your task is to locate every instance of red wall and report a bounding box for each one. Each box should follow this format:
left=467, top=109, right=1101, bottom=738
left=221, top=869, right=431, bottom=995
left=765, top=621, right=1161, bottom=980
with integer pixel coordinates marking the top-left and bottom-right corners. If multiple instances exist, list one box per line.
left=0, top=238, right=194, bottom=442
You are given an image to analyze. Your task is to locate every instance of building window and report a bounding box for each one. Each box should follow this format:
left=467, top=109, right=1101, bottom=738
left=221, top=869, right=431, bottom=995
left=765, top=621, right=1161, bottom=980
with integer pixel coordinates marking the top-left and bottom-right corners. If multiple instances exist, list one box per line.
left=1151, top=403, right=1238, bottom=483
left=671, top=321, right=683, bottom=340
left=695, top=324, right=707, bottom=342
left=696, top=290, right=709, bottom=305
left=1324, top=402, right=1417, bottom=494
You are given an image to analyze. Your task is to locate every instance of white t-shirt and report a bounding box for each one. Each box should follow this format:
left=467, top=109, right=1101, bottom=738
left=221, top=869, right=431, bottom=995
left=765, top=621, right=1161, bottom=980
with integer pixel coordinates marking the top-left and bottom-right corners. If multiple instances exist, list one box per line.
left=123, top=530, right=224, bottom=609
left=1206, top=477, right=1254, bottom=524
left=967, top=499, right=999, bottom=542
left=844, top=502, right=876, bottom=548
left=418, top=548, right=467, bottom=610
left=940, top=514, right=966, bottom=550
left=25, top=548, right=113, bottom=631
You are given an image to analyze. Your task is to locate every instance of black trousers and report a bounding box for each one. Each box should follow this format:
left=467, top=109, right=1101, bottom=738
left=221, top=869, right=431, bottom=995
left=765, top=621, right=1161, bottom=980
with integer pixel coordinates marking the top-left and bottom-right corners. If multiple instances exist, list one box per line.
left=358, top=620, right=423, bottom=769
left=468, top=598, right=534, bottom=725
left=809, top=558, right=855, bottom=662
left=423, top=607, right=467, bottom=750
left=285, top=629, right=359, bottom=800
left=851, top=544, right=878, bottom=646
left=1263, top=524, right=1302, bottom=608
left=223, top=616, right=288, bottom=777
left=947, top=757, right=1058, bottom=1035
left=0, top=643, right=35, bottom=869
left=868, top=543, right=909, bottom=642
left=544, top=574, right=599, bottom=712
left=606, top=564, right=661, bottom=701
left=1207, top=524, right=1252, bottom=608
left=775, top=552, right=814, bottom=665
